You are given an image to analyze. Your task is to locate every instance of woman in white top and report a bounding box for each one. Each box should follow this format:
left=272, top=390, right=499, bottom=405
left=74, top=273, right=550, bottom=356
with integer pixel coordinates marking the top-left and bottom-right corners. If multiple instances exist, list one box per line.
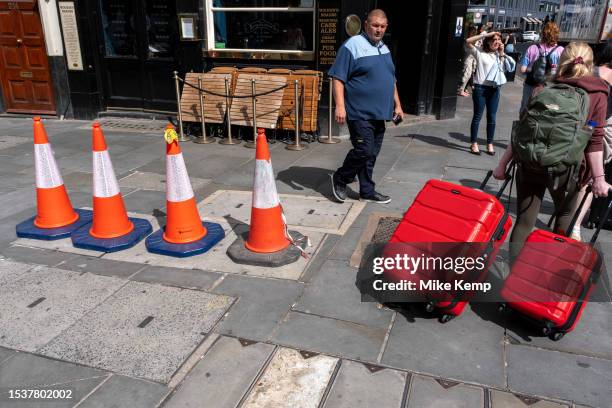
left=465, top=31, right=516, bottom=155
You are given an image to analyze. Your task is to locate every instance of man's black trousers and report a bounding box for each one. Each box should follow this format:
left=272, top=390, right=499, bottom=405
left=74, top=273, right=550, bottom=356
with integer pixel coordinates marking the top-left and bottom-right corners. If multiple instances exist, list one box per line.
left=335, top=120, right=386, bottom=197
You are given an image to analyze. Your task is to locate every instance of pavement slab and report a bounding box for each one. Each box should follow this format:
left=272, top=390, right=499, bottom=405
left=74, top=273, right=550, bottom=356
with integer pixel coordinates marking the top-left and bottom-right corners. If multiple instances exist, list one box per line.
left=198, top=190, right=365, bottom=235
left=381, top=306, right=506, bottom=387
left=76, top=374, right=170, bottom=408
left=507, top=344, right=612, bottom=407
left=0, top=347, right=14, bottom=365
left=0, top=259, right=35, bottom=287
left=55, top=255, right=146, bottom=279
left=0, top=352, right=107, bottom=406
left=39, top=281, right=234, bottom=383
left=241, top=347, right=338, bottom=408
left=0, top=266, right=125, bottom=352
left=490, top=389, right=570, bottom=408
left=164, top=336, right=275, bottom=408
left=272, top=311, right=386, bottom=362
left=118, top=170, right=210, bottom=192
left=131, top=265, right=222, bottom=291
left=406, top=375, right=485, bottom=408
left=293, top=259, right=394, bottom=330
left=322, top=360, right=407, bottom=408
left=1, top=245, right=80, bottom=267
left=0, top=135, right=29, bottom=151
left=212, top=274, right=304, bottom=341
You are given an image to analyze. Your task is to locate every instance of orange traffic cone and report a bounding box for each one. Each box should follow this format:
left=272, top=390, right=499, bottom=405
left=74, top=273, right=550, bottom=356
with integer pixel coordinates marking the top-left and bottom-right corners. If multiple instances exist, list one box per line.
left=145, top=124, right=224, bottom=257
left=33, top=117, right=79, bottom=228
left=245, top=129, right=291, bottom=253
left=89, top=123, right=134, bottom=238
left=163, top=124, right=206, bottom=243
left=16, top=117, right=91, bottom=240
left=71, top=123, right=152, bottom=252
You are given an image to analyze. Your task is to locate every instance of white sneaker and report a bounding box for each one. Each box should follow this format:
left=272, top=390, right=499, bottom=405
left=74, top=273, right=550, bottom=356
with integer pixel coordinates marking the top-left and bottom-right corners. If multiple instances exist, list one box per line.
left=570, top=225, right=582, bottom=241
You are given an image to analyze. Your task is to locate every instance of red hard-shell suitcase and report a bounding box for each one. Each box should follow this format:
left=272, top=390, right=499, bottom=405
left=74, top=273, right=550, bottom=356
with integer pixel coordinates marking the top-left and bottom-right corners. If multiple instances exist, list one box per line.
left=384, top=173, right=512, bottom=322
left=500, top=188, right=612, bottom=340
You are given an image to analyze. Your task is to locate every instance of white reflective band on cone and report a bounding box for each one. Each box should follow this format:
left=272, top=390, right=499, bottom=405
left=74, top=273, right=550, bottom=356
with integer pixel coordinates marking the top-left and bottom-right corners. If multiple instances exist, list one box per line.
left=93, top=151, right=120, bottom=198
left=166, top=153, right=194, bottom=202
left=253, top=159, right=280, bottom=209
left=35, top=143, right=63, bottom=188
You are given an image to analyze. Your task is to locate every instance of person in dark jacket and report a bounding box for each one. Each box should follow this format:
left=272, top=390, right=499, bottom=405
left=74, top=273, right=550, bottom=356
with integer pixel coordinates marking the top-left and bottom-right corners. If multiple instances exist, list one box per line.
left=493, top=42, right=611, bottom=255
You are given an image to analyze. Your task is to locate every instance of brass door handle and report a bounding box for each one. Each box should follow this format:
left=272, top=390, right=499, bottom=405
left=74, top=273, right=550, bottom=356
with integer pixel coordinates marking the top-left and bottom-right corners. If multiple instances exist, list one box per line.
left=16, top=39, right=22, bottom=45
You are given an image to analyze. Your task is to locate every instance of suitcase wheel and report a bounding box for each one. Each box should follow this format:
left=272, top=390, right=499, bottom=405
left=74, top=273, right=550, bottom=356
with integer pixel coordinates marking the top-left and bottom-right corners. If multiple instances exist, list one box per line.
left=439, top=314, right=455, bottom=324
left=542, top=321, right=554, bottom=336
left=425, top=302, right=436, bottom=313
left=585, top=221, right=596, bottom=229
left=550, top=331, right=565, bottom=341
left=498, top=303, right=508, bottom=314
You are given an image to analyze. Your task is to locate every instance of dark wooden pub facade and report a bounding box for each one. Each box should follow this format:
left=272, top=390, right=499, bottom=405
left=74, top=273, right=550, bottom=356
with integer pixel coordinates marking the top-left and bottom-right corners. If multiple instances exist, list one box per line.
left=0, top=0, right=469, bottom=122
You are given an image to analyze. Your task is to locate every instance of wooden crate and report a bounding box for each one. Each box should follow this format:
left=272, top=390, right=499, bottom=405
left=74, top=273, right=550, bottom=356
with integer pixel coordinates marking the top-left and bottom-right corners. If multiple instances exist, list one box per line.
left=229, top=73, right=287, bottom=129
left=277, top=72, right=321, bottom=133
left=180, top=72, right=234, bottom=124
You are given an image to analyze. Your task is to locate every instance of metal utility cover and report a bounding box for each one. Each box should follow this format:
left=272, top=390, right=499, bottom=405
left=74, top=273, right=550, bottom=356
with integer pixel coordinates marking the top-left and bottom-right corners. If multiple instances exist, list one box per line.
left=199, top=190, right=365, bottom=235
left=241, top=347, right=337, bottom=408
left=39, top=281, right=233, bottom=383
left=0, top=266, right=125, bottom=352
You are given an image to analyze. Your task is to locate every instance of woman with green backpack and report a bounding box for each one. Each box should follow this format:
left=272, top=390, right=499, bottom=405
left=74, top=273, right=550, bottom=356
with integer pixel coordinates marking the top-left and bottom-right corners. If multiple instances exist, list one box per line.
left=493, top=42, right=611, bottom=258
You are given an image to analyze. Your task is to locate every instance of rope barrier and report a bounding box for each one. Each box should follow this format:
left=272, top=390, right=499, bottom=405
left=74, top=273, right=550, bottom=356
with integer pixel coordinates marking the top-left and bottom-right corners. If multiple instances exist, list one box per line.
left=178, top=76, right=288, bottom=99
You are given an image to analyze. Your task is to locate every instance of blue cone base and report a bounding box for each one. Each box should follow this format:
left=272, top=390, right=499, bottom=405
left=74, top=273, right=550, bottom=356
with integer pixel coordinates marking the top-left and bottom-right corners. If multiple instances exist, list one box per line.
left=16, top=209, right=93, bottom=241
left=71, top=217, right=153, bottom=253
left=145, top=222, right=225, bottom=258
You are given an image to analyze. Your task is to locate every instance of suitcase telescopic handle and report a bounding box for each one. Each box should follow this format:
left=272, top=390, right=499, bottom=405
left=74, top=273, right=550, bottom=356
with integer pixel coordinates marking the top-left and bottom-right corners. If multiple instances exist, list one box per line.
left=589, top=188, right=612, bottom=244
left=480, top=168, right=512, bottom=199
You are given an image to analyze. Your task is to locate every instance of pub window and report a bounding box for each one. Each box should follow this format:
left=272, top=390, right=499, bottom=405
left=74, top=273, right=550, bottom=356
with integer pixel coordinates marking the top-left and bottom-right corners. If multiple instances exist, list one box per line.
left=100, top=0, right=137, bottom=57
left=205, top=0, right=315, bottom=55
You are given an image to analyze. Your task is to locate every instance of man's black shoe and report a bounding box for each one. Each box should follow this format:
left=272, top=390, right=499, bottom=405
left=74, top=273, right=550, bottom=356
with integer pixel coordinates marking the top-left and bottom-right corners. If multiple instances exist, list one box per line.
left=331, top=173, right=347, bottom=202
left=360, top=192, right=391, bottom=204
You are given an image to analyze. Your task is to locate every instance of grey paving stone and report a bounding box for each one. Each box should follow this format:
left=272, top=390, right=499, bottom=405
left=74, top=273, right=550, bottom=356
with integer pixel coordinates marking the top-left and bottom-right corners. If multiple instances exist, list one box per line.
left=0, top=188, right=35, bottom=220
left=56, top=255, right=146, bottom=279
left=122, top=189, right=166, bottom=214
left=323, top=360, right=406, bottom=408
left=505, top=302, right=612, bottom=360
left=507, top=344, right=612, bottom=407
left=327, top=218, right=369, bottom=262
left=0, top=352, right=107, bottom=406
left=293, top=259, right=393, bottom=330
left=131, top=266, right=221, bottom=291
left=77, top=374, right=170, bottom=408
left=0, top=267, right=125, bottom=352
left=406, top=375, right=484, bottom=408
left=272, top=311, right=386, bottom=362
left=213, top=274, right=304, bottom=341
left=490, top=389, right=569, bottom=408
left=0, top=245, right=79, bottom=268
left=0, top=259, right=34, bottom=287
left=241, top=347, right=338, bottom=408
left=40, top=281, right=234, bottom=383
left=165, top=336, right=275, bottom=408
left=300, top=234, right=340, bottom=283
left=381, top=306, right=506, bottom=387
left=0, top=347, right=14, bottom=365
left=119, top=170, right=210, bottom=193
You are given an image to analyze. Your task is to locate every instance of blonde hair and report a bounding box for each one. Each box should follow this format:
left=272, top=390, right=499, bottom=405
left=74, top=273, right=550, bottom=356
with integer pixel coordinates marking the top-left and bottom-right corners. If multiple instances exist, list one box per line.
left=556, top=42, right=593, bottom=79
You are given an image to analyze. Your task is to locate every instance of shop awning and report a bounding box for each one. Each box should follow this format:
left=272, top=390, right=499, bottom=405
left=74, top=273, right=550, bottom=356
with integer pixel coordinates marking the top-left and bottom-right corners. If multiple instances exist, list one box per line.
left=521, top=16, right=532, bottom=23
left=532, top=18, right=542, bottom=24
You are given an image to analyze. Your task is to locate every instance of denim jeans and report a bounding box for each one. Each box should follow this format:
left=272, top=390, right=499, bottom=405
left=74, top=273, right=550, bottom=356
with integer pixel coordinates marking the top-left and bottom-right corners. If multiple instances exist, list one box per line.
left=470, top=84, right=501, bottom=144
left=336, top=120, right=386, bottom=197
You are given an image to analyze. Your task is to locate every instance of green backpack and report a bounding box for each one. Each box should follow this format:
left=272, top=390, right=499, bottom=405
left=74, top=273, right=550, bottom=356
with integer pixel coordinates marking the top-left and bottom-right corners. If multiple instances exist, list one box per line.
left=512, top=83, right=591, bottom=173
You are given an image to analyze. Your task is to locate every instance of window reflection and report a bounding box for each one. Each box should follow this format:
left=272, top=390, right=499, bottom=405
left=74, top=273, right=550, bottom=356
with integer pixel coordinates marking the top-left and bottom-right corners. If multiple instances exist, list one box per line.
left=100, top=0, right=137, bottom=56
left=145, top=0, right=177, bottom=58
left=213, top=11, right=312, bottom=50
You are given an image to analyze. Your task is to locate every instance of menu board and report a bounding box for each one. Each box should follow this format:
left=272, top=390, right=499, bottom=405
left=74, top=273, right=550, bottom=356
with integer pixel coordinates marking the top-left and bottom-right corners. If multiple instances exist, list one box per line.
left=318, top=4, right=340, bottom=68
left=58, top=2, right=84, bottom=71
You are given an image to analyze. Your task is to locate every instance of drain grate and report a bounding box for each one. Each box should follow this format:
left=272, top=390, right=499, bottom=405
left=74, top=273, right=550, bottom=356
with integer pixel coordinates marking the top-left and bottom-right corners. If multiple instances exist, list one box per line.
left=371, top=216, right=401, bottom=243
left=79, top=118, right=169, bottom=133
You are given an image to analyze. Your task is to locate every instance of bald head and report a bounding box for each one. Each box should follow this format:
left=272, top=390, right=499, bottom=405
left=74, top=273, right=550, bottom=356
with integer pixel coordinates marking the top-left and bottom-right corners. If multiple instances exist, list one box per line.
left=367, top=9, right=387, bottom=23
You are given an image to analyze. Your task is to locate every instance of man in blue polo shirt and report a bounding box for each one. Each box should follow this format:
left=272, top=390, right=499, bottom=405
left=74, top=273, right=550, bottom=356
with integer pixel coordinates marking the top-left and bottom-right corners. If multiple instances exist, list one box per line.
left=329, top=9, right=403, bottom=204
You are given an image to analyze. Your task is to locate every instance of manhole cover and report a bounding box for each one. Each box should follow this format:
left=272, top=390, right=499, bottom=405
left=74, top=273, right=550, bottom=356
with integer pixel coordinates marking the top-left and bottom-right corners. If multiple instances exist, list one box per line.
left=79, top=118, right=169, bottom=133
left=371, top=216, right=401, bottom=243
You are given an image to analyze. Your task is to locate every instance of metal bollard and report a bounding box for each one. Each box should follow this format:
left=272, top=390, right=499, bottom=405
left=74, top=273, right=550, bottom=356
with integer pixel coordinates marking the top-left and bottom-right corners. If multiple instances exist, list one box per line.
left=244, top=79, right=257, bottom=149
left=319, top=77, right=340, bottom=144
left=219, top=76, right=239, bottom=145
left=193, top=76, right=214, bottom=144
left=173, top=71, right=191, bottom=142
left=286, top=79, right=306, bottom=151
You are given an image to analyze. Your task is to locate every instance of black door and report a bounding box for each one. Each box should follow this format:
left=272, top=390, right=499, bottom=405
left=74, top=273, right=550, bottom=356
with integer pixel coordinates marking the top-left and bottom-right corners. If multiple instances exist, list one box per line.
left=98, top=0, right=178, bottom=112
